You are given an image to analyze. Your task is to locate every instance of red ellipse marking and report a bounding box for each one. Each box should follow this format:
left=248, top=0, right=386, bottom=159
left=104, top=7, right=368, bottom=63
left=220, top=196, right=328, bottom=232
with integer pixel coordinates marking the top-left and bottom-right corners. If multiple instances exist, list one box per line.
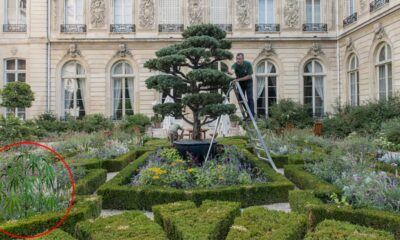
left=0, top=141, right=75, bottom=239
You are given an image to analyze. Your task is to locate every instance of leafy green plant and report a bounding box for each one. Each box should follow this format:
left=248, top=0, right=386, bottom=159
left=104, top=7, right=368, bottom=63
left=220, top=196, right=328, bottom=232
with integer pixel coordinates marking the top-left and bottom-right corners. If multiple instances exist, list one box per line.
left=119, top=114, right=151, bottom=134
left=329, top=193, right=349, bottom=207
left=0, top=116, right=39, bottom=145
left=35, top=112, right=67, bottom=133
left=0, top=151, right=71, bottom=221
left=269, top=99, right=312, bottom=128
left=81, top=114, right=114, bottom=133
left=380, top=118, right=400, bottom=145
left=0, top=81, right=35, bottom=113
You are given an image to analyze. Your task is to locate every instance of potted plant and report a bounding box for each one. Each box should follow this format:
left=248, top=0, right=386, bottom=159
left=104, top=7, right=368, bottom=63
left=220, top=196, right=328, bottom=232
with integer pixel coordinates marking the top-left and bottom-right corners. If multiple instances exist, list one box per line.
left=144, top=24, right=236, bottom=163
left=229, top=114, right=241, bottom=128
left=151, top=114, right=162, bottom=128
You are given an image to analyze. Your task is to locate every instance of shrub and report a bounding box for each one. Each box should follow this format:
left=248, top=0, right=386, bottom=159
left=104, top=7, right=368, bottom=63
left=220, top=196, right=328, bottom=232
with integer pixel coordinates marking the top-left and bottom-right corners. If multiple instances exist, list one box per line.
left=81, top=114, right=113, bottom=133
left=153, top=200, right=240, bottom=240
left=119, top=114, right=151, bottom=133
left=305, top=220, right=395, bottom=240
left=75, top=211, right=167, bottom=240
left=381, top=118, right=400, bottom=145
left=269, top=99, right=313, bottom=128
left=0, top=81, right=35, bottom=109
left=323, top=97, right=400, bottom=138
left=35, top=112, right=67, bottom=133
left=226, top=206, right=307, bottom=240
left=289, top=190, right=323, bottom=214
left=75, top=169, right=107, bottom=195
left=0, top=116, right=39, bottom=144
left=40, top=229, right=76, bottom=240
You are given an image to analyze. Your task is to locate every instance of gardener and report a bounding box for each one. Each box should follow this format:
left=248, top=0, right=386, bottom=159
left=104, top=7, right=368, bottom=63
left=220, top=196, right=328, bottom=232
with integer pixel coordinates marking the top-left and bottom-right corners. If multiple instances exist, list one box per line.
left=168, top=123, right=184, bottom=145
left=229, top=53, right=255, bottom=118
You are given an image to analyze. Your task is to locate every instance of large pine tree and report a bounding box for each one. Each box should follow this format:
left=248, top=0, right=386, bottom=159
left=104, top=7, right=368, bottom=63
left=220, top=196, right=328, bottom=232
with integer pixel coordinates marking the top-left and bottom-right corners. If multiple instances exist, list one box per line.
left=145, top=24, right=236, bottom=140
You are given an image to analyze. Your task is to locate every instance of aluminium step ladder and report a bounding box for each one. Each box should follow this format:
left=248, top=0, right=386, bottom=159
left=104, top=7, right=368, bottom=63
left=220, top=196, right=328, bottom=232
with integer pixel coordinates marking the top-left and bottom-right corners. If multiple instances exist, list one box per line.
left=205, top=81, right=279, bottom=173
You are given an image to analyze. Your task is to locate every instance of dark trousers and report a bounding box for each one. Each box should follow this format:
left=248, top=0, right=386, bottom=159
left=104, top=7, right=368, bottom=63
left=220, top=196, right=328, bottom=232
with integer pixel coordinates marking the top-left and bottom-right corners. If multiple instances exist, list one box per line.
left=237, top=80, right=255, bottom=117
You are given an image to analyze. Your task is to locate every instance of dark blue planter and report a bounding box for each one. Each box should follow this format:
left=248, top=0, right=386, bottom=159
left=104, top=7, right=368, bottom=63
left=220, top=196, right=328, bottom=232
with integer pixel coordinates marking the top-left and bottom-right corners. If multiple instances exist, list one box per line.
left=173, top=140, right=217, bottom=165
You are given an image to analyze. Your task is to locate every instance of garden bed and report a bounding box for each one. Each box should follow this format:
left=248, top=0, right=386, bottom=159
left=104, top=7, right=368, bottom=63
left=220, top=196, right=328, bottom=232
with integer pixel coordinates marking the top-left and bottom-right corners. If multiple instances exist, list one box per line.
left=97, top=148, right=294, bottom=211
left=75, top=211, right=167, bottom=240
left=153, top=200, right=240, bottom=240
left=226, top=206, right=307, bottom=239
left=305, top=219, right=395, bottom=240
left=0, top=196, right=102, bottom=239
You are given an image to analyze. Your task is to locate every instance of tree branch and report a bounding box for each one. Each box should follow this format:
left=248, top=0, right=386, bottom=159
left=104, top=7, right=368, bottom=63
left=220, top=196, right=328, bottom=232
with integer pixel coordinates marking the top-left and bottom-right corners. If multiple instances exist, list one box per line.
left=182, top=115, right=194, bottom=125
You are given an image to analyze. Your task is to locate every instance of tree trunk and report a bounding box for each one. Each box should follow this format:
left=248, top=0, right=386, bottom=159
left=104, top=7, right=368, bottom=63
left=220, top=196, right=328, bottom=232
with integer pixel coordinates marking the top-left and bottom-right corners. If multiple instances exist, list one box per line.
left=192, top=114, right=202, bottom=140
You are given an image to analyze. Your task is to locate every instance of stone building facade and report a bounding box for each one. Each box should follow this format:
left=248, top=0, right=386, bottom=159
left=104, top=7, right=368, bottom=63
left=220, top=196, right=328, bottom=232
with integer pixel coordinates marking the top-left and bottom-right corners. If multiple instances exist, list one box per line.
left=0, top=0, right=399, bottom=120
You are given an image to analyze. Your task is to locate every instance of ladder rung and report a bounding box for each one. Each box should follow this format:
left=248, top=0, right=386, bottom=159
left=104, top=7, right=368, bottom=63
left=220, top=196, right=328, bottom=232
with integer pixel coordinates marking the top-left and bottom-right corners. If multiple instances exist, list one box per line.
left=255, top=147, right=264, bottom=151
left=258, top=156, right=270, bottom=162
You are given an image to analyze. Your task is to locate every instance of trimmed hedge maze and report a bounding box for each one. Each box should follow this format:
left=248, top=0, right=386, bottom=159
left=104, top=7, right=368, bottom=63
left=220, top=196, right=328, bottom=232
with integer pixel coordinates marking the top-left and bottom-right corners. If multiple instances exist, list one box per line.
left=97, top=148, right=295, bottom=211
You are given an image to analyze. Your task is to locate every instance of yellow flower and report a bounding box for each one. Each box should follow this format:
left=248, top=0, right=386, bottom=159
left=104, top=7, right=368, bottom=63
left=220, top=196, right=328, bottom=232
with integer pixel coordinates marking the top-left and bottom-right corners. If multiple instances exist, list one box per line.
left=152, top=175, right=160, bottom=180
left=219, top=176, right=224, bottom=180
left=217, top=165, right=223, bottom=169
left=147, top=167, right=167, bottom=175
left=187, top=168, right=195, bottom=173
left=171, top=162, right=177, bottom=167
left=175, top=159, right=185, bottom=164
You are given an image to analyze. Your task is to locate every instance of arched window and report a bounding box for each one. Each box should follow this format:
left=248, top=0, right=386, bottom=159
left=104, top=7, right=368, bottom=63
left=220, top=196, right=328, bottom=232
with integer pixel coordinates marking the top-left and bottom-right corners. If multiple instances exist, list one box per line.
left=62, top=61, right=86, bottom=118
left=4, top=58, right=26, bottom=119
left=348, top=54, right=359, bottom=106
left=304, top=60, right=324, bottom=117
left=376, top=43, right=392, bottom=100
left=256, top=60, right=277, bottom=117
left=112, top=61, right=134, bottom=120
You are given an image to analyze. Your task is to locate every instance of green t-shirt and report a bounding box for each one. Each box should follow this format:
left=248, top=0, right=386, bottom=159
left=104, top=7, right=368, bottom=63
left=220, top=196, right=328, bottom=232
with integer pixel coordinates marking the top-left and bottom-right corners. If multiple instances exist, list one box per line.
left=232, top=61, right=253, bottom=79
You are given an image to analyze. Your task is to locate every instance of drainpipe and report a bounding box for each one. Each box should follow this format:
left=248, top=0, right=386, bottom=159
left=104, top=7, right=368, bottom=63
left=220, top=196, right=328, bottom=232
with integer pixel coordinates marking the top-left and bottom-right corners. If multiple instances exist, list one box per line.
left=46, top=0, right=51, bottom=112
left=336, top=0, right=341, bottom=107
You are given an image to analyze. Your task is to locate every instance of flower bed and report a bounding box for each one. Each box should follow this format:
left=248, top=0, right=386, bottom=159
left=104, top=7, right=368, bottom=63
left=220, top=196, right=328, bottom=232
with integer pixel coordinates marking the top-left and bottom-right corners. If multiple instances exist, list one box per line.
left=153, top=200, right=240, bottom=240
left=0, top=196, right=102, bottom=239
left=75, top=211, right=167, bottom=240
left=40, top=229, right=76, bottom=240
left=226, top=206, right=307, bottom=240
left=97, top=147, right=294, bottom=210
left=305, top=220, right=395, bottom=240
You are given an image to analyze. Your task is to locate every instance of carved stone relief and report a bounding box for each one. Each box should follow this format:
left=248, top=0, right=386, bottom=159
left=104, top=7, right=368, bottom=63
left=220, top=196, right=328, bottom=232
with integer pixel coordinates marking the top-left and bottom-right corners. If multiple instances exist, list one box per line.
left=236, top=0, right=251, bottom=28
left=309, top=42, right=324, bottom=56
left=284, top=0, right=300, bottom=29
left=139, top=0, right=155, bottom=29
left=345, top=37, right=355, bottom=52
left=115, top=44, right=133, bottom=58
left=360, top=0, right=368, bottom=12
left=373, top=22, right=386, bottom=40
left=66, top=44, right=81, bottom=58
left=11, top=47, right=18, bottom=56
left=258, top=43, right=275, bottom=58
left=90, top=0, right=106, bottom=28
left=188, top=0, right=204, bottom=25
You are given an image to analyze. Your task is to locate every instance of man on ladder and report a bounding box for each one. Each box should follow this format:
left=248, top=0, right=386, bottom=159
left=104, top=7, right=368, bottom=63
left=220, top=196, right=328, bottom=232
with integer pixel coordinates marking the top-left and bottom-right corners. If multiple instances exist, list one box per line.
left=228, top=53, right=255, bottom=119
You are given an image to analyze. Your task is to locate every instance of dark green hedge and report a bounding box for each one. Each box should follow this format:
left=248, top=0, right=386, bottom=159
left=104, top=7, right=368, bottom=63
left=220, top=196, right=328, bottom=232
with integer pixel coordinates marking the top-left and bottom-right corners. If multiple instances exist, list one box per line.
left=0, top=196, right=102, bottom=239
left=289, top=190, right=400, bottom=239
left=40, top=229, right=76, bottom=240
left=97, top=149, right=294, bottom=210
left=226, top=206, right=307, bottom=240
left=153, top=200, right=240, bottom=240
left=305, top=220, right=395, bottom=240
left=75, top=211, right=167, bottom=240
left=75, top=169, right=107, bottom=195
left=284, top=164, right=340, bottom=196
left=70, top=149, right=149, bottom=172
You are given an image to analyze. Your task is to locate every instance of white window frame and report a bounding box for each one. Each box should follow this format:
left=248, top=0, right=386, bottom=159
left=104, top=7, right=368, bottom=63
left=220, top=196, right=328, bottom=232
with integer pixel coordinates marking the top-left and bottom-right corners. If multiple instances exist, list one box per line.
left=3, top=58, right=26, bottom=119
left=4, top=0, right=27, bottom=25
left=306, top=0, right=321, bottom=23
left=347, top=0, right=356, bottom=16
left=304, top=60, right=325, bottom=117
left=159, top=0, right=182, bottom=24
left=348, top=55, right=359, bottom=106
left=64, top=0, right=84, bottom=24
left=258, top=0, right=275, bottom=24
left=113, top=0, right=133, bottom=24
left=376, top=44, right=392, bottom=100
left=61, top=61, right=86, bottom=118
left=112, top=61, right=135, bottom=120
left=255, top=60, right=277, bottom=117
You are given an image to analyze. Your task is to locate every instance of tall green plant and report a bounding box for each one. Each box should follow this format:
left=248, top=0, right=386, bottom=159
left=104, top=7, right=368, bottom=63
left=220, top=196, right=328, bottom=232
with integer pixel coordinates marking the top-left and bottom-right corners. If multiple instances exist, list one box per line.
left=0, top=81, right=35, bottom=115
left=144, top=24, right=236, bottom=140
